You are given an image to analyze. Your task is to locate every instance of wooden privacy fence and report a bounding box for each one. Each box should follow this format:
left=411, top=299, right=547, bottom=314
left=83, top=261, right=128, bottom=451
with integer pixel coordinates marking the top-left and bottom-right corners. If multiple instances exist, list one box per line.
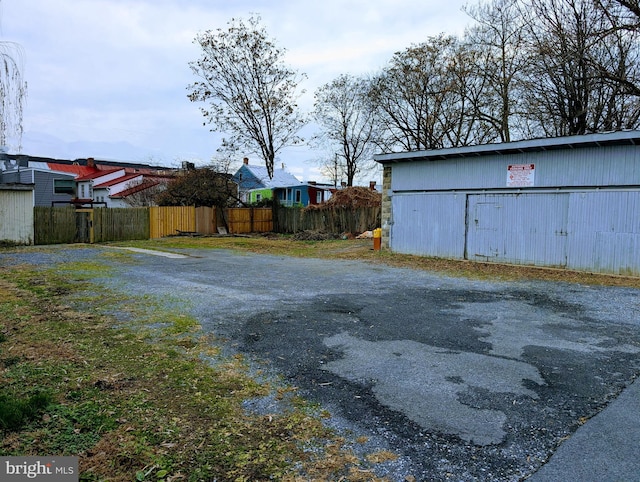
left=35, top=207, right=150, bottom=245
left=224, top=208, right=273, bottom=234
left=34, top=206, right=77, bottom=245
left=33, top=205, right=373, bottom=244
left=94, top=207, right=149, bottom=242
left=195, top=206, right=218, bottom=235
left=150, top=207, right=272, bottom=237
left=149, top=206, right=196, bottom=238
left=273, top=206, right=381, bottom=234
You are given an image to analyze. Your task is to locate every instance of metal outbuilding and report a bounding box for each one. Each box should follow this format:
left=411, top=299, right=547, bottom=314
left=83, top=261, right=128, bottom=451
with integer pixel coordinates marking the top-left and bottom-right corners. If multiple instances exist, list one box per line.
left=0, top=183, right=34, bottom=245
left=374, top=131, right=640, bottom=276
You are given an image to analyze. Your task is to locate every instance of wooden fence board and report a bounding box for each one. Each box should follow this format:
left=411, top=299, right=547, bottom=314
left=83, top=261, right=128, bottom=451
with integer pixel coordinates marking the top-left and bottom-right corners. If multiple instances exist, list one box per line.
left=225, top=208, right=273, bottom=234
left=195, top=206, right=217, bottom=235
left=34, top=206, right=77, bottom=245
left=273, top=206, right=380, bottom=234
left=149, top=206, right=196, bottom=238
left=94, top=207, right=149, bottom=242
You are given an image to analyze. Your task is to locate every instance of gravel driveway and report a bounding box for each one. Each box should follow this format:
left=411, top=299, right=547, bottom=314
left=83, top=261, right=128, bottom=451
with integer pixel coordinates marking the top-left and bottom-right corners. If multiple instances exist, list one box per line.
left=5, top=245, right=640, bottom=481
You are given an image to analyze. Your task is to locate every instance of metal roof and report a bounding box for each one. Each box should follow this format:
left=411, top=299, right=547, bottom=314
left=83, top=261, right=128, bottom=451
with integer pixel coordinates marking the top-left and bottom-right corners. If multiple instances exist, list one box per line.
left=0, top=183, right=34, bottom=191
left=94, top=173, right=141, bottom=189
left=374, top=130, right=640, bottom=164
left=75, top=168, right=123, bottom=181
left=238, top=164, right=301, bottom=188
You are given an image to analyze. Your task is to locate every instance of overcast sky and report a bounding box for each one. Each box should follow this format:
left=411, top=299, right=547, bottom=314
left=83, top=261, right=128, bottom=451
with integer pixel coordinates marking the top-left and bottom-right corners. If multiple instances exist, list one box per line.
left=2, top=0, right=470, bottom=183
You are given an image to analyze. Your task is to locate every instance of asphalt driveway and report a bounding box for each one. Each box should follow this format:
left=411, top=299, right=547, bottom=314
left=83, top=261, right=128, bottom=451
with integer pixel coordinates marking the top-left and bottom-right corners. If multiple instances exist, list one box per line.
left=5, top=246, right=640, bottom=481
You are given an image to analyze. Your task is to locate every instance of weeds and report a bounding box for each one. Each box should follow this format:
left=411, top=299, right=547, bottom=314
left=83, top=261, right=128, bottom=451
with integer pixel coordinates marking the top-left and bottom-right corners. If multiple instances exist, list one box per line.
left=0, top=391, right=52, bottom=431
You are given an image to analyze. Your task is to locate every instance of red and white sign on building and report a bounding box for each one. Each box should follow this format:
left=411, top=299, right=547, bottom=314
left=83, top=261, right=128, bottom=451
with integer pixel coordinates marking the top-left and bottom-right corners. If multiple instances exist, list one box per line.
left=507, top=164, right=535, bottom=187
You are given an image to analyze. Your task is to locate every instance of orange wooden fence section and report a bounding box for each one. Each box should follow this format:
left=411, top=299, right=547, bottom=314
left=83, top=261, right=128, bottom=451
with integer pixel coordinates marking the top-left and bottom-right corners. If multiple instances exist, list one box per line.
left=149, top=206, right=272, bottom=238
left=149, top=206, right=196, bottom=239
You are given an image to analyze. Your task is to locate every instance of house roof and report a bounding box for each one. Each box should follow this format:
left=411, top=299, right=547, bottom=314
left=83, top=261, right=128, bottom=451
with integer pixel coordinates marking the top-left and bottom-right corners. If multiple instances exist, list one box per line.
left=75, top=168, right=122, bottom=181
left=374, top=130, right=640, bottom=164
left=111, top=180, right=161, bottom=199
left=47, top=162, right=101, bottom=178
left=94, top=173, right=141, bottom=189
left=238, top=164, right=300, bottom=189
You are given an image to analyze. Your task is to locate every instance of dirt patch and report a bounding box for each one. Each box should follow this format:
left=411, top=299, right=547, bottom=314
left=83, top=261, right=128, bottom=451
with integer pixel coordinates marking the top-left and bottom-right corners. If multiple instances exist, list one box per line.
left=292, top=230, right=342, bottom=241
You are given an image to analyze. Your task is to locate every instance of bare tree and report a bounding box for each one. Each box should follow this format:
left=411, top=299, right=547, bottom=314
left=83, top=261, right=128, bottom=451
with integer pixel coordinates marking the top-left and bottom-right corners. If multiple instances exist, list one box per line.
left=370, top=35, right=476, bottom=152
left=122, top=179, right=166, bottom=207
left=188, top=15, right=307, bottom=179
left=313, top=74, right=378, bottom=186
left=592, top=1, right=640, bottom=103
left=444, top=41, right=500, bottom=146
left=0, top=1, right=27, bottom=151
left=463, top=0, right=529, bottom=142
left=517, top=0, right=640, bottom=135
left=317, top=153, right=341, bottom=189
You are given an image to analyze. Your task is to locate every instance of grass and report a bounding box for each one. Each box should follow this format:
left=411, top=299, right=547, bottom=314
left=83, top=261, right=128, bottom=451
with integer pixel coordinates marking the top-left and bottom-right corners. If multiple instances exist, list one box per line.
left=0, top=391, right=53, bottom=431
left=0, top=245, right=392, bottom=482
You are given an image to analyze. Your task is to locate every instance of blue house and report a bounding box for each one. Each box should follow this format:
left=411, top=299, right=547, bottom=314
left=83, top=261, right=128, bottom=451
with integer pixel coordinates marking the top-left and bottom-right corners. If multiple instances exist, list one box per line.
left=272, top=182, right=334, bottom=207
left=233, top=158, right=335, bottom=206
left=233, top=158, right=301, bottom=204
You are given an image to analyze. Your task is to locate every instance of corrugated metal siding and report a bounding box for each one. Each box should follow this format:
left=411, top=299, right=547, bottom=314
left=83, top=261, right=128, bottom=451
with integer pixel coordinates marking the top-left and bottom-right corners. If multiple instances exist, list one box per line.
left=390, top=189, right=640, bottom=276
left=390, top=193, right=466, bottom=257
left=566, top=191, right=640, bottom=275
left=0, top=190, right=34, bottom=244
left=391, top=145, right=640, bottom=192
left=466, top=193, right=569, bottom=267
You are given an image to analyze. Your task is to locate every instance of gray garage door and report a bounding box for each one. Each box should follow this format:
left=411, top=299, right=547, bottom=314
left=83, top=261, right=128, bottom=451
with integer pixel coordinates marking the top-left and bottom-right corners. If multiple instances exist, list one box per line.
left=466, top=193, right=569, bottom=267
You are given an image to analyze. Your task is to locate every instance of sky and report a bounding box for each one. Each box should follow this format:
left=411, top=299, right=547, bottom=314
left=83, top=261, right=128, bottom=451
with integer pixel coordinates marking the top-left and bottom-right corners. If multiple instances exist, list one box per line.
left=2, top=0, right=471, bottom=184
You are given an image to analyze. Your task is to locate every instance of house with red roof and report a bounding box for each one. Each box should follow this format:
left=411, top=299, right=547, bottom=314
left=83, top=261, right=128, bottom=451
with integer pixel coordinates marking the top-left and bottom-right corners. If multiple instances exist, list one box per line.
left=0, top=154, right=174, bottom=207
left=74, top=168, right=126, bottom=204
left=93, top=173, right=144, bottom=207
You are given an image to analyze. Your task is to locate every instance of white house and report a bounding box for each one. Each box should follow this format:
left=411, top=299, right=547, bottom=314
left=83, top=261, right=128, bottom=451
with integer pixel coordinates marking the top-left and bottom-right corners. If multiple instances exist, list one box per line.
left=92, top=173, right=144, bottom=207
left=75, top=168, right=126, bottom=203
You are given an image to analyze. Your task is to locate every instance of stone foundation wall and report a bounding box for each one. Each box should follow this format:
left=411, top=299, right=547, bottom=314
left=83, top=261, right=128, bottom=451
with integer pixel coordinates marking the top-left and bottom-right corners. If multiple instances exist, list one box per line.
left=381, top=166, right=392, bottom=249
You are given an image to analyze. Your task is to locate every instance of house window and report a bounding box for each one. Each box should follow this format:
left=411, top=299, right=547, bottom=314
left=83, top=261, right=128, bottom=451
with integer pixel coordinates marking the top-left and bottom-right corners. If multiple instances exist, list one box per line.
left=256, top=193, right=262, bottom=202
left=316, top=191, right=322, bottom=203
left=287, top=188, right=292, bottom=201
left=54, top=179, right=74, bottom=195
left=295, top=190, right=301, bottom=203
left=80, top=185, right=85, bottom=198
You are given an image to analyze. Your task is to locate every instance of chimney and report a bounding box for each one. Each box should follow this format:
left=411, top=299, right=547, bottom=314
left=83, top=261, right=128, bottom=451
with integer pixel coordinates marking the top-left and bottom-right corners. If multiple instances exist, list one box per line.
left=243, top=157, right=249, bottom=165
left=369, top=181, right=376, bottom=190
left=87, top=157, right=95, bottom=168
left=281, top=163, right=285, bottom=170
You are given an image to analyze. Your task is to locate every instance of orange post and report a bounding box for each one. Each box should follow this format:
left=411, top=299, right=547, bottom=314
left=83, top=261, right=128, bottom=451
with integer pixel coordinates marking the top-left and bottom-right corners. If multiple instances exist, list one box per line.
left=373, top=228, right=382, bottom=251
